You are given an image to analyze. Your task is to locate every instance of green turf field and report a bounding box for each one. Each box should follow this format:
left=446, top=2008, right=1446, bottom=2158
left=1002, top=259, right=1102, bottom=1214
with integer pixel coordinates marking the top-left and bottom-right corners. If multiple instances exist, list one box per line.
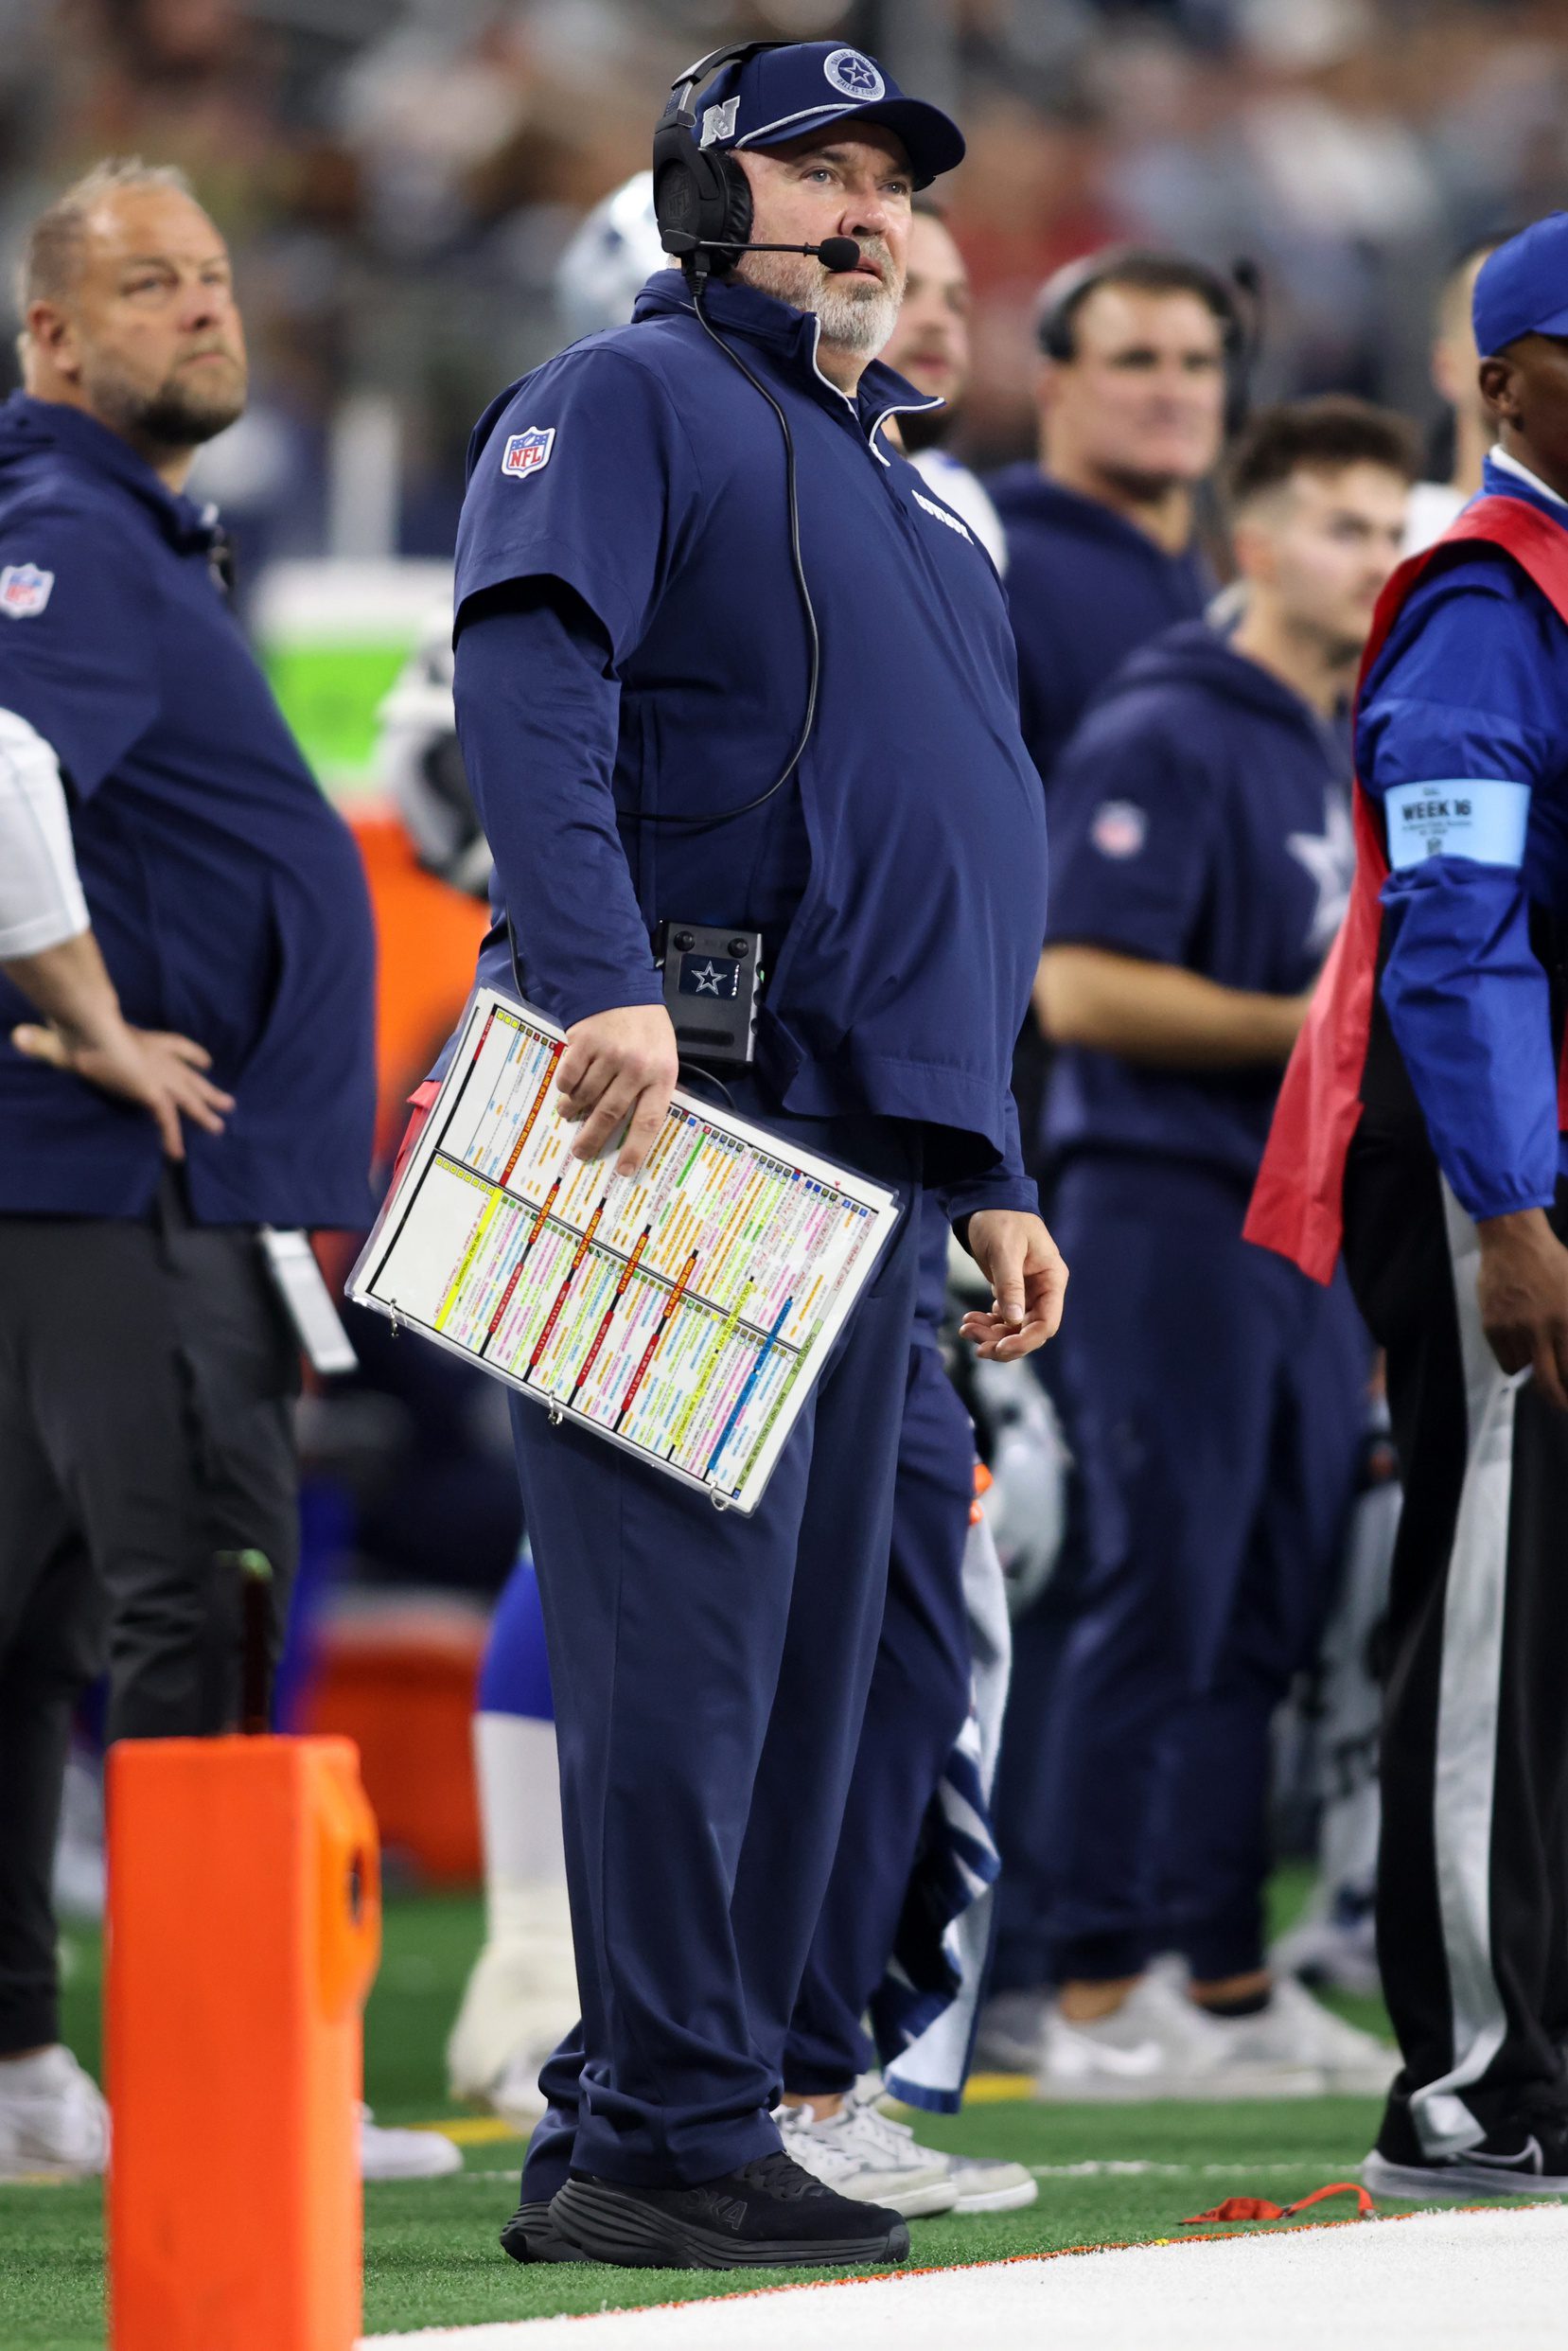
left=0, top=1878, right=1430, bottom=2349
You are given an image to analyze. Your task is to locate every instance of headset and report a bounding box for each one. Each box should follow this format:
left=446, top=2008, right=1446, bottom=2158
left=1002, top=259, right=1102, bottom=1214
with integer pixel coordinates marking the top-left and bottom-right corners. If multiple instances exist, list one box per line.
left=636, top=42, right=863, bottom=831
left=652, top=41, right=861, bottom=285
left=1035, top=246, right=1262, bottom=437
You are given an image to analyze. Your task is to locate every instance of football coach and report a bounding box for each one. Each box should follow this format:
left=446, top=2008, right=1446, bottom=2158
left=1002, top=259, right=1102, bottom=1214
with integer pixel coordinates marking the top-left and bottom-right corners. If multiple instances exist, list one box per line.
left=449, top=41, right=1066, bottom=2271
left=0, top=162, right=376, bottom=2166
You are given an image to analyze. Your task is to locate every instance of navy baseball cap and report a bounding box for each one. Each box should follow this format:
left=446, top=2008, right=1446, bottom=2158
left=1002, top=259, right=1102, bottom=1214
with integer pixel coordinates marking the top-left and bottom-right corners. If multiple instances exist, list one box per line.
left=1473, top=213, right=1568, bottom=355
left=694, top=43, right=965, bottom=189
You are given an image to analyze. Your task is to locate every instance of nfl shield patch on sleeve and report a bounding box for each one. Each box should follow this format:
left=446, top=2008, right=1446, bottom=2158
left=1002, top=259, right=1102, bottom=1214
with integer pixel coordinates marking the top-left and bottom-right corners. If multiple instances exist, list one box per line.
left=1091, top=800, right=1148, bottom=859
left=502, top=427, right=555, bottom=481
left=0, top=563, right=54, bottom=618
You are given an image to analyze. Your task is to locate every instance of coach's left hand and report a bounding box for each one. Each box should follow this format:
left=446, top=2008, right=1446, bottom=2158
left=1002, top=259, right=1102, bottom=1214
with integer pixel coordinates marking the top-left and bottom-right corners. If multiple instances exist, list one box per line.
left=960, top=1211, right=1068, bottom=1360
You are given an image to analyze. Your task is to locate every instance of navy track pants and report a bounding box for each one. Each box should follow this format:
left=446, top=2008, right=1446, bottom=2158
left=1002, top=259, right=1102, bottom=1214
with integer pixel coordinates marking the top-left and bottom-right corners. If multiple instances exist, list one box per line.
left=1031, top=1156, right=1367, bottom=1984
left=515, top=1100, right=922, bottom=2192
left=782, top=1334, right=976, bottom=2092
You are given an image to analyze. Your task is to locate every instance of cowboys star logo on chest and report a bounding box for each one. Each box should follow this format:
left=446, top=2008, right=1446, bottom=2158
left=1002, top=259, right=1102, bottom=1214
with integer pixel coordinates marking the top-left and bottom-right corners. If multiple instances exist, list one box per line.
left=1289, top=792, right=1355, bottom=956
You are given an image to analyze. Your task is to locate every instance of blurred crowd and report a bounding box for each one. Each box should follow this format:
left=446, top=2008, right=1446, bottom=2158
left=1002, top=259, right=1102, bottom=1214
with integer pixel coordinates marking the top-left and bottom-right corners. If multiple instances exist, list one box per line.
left=0, top=0, right=1565, bottom=564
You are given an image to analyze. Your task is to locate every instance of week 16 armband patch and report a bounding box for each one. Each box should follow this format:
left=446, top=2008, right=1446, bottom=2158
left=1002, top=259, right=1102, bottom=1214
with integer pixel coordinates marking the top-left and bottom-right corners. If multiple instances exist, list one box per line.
left=502, top=426, right=555, bottom=481
left=1385, top=777, right=1529, bottom=870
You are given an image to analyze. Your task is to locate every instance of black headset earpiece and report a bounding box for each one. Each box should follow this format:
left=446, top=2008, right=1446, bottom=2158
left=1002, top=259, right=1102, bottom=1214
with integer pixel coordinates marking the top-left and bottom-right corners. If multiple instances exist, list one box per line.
left=636, top=42, right=837, bottom=833
left=653, top=41, right=782, bottom=279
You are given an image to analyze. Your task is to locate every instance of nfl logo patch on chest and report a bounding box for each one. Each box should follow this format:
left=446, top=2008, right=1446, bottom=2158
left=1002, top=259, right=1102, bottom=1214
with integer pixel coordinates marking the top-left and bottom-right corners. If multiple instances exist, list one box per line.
left=502, top=427, right=555, bottom=481
left=0, top=562, right=54, bottom=618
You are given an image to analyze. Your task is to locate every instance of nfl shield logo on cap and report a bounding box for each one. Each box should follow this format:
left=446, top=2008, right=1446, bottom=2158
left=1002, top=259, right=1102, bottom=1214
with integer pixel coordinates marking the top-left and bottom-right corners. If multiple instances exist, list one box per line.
left=0, top=562, right=54, bottom=619
left=502, top=427, right=555, bottom=481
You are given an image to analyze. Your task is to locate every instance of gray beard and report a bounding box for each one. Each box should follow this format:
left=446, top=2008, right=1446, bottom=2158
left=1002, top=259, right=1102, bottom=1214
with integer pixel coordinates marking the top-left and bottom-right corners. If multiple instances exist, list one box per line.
left=83, top=356, right=246, bottom=453
left=736, top=248, right=902, bottom=365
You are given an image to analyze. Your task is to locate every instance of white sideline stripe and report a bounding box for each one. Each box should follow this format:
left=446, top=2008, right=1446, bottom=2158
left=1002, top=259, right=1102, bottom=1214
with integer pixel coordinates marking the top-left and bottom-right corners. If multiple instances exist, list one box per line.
left=1027, top=2159, right=1352, bottom=2178
left=463, top=2161, right=1349, bottom=2185
left=359, top=2204, right=1568, bottom=2349
left=1412, top=1191, right=1516, bottom=2156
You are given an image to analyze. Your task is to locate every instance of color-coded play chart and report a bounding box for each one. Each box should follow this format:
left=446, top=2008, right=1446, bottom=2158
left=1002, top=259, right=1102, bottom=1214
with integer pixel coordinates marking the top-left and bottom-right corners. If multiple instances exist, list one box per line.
left=348, top=990, right=900, bottom=1513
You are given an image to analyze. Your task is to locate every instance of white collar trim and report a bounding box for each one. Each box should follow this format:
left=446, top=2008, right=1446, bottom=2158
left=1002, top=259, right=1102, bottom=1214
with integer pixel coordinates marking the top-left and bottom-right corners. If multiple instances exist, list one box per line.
left=1491, top=447, right=1568, bottom=513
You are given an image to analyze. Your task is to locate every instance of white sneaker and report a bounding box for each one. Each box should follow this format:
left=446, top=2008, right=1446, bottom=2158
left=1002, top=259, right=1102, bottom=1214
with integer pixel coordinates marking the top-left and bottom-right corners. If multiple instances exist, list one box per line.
left=359, top=2108, right=464, bottom=2181
left=1037, top=1967, right=1319, bottom=2101
left=972, top=1989, right=1048, bottom=2076
left=939, top=2148, right=1038, bottom=2213
left=0, top=2045, right=109, bottom=2180
left=777, top=2085, right=960, bottom=2218
left=1207, top=1973, right=1399, bottom=2095
left=1272, top=1904, right=1382, bottom=1999
left=868, top=2082, right=1038, bottom=2212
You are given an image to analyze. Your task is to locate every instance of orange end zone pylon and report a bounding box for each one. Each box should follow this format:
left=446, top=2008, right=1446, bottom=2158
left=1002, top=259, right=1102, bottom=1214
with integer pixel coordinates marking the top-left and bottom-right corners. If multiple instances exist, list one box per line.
left=107, top=1736, right=381, bottom=2351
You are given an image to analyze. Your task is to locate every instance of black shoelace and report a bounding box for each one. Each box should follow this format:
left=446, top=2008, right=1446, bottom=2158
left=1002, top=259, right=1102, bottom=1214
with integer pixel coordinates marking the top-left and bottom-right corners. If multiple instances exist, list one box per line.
left=736, top=2149, right=833, bottom=2201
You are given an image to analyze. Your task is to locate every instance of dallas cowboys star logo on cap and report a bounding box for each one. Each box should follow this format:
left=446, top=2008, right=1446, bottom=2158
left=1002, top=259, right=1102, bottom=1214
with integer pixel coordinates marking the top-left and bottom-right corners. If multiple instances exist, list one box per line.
left=823, top=48, right=886, bottom=101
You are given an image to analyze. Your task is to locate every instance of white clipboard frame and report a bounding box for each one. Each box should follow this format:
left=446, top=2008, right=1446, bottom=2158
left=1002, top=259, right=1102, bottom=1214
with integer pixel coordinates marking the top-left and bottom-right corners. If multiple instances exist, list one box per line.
left=346, top=989, right=902, bottom=1514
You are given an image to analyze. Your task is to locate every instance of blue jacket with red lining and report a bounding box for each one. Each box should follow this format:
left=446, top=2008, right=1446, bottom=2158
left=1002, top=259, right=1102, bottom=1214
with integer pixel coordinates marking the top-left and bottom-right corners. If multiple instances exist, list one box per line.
left=1248, top=456, right=1568, bottom=1275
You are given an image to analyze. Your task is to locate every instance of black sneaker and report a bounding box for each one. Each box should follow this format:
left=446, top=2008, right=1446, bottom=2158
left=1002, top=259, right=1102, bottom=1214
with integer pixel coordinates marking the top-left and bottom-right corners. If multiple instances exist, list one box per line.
left=500, top=2200, right=581, bottom=2264
left=546, top=2149, right=912, bottom=2269
left=1365, top=2081, right=1568, bottom=2200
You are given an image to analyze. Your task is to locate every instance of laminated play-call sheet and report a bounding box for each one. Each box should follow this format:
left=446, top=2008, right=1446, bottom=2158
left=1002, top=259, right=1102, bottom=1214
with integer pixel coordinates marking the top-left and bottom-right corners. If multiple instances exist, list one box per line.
left=347, top=990, right=900, bottom=1514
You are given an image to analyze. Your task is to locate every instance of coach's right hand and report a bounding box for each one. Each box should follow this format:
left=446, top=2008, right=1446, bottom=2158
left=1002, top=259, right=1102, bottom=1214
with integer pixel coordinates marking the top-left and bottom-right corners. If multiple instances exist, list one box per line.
left=1476, top=1207, right=1568, bottom=1410
left=557, top=1003, right=680, bottom=1177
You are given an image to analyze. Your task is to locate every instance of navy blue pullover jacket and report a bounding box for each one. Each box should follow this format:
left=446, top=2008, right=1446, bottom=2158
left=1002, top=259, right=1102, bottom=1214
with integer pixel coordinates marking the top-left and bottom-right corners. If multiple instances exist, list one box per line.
left=0, top=396, right=376, bottom=1227
left=1355, top=454, right=1568, bottom=1220
left=450, top=270, right=1048, bottom=1223
left=1044, top=618, right=1353, bottom=1184
left=987, top=466, right=1214, bottom=788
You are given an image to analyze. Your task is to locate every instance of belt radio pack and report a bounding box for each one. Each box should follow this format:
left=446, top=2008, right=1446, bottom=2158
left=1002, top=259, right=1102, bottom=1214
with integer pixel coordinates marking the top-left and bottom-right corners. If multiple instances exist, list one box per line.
left=657, top=921, right=763, bottom=1065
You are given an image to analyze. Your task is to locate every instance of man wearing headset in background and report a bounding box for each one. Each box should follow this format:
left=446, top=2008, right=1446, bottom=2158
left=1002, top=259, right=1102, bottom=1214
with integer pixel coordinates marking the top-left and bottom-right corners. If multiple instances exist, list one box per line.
left=446, top=42, right=1064, bottom=2272
left=991, top=248, right=1236, bottom=790
left=979, top=245, right=1234, bottom=2069
left=1027, top=398, right=1412, bottom=2100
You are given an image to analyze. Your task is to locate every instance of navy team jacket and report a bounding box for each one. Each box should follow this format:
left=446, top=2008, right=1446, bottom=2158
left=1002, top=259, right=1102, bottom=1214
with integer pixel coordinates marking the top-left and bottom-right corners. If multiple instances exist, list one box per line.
left=450, top=269, right=1048, bottom=1224
left=986, top=465, right=1214, bottom=788
left=1251, top=458, right=1568, bottom=1276
left=0, top=396, right=376, bottom=1227
left=1043, top=617, right=1353, bottom=1186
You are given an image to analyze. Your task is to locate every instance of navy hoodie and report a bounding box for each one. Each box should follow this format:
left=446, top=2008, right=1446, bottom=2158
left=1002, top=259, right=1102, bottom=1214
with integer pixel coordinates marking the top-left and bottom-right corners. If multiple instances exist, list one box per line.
left=0, top=393, right=377, bottom=1226
left=452, top=269, right=1048, bottom=1217
left=1043, top=618, right=1354, bottom=1184
left=987, top=467, right=1215, bottom=787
